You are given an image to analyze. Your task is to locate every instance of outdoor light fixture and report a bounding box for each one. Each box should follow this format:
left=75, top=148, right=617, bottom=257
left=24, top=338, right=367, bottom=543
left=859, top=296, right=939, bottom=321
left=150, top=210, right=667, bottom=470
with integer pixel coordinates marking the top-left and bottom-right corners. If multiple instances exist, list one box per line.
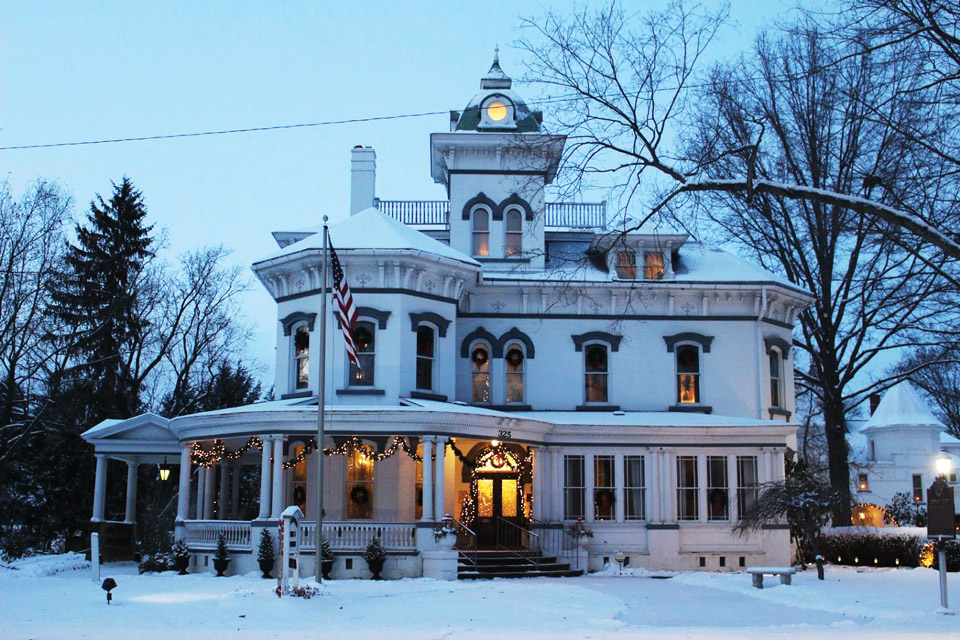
left=936, top=452, right=952, bottom=478
left=158, top=457, right=171, bottom=482
left=101, top=577, right=117, bottom=604
left=491, top=439, right=500, bottom=447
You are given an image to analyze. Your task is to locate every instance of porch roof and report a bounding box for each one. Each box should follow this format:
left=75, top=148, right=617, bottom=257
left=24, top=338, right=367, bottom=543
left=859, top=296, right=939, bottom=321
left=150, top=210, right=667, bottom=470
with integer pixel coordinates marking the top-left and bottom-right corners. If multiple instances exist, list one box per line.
left=81, top=412, right=180, bottom=461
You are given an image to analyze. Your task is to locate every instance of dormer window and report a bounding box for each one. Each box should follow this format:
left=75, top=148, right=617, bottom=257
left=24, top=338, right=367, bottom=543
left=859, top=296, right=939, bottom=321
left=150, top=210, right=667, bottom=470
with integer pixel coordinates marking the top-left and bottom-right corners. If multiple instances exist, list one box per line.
left=615, top=250, right=637, bottom=279
left=644, top=251, right=665, bottom=279
left=472, top=207, right=490, bottom=257
left=505, top=208, right=523, bottom=257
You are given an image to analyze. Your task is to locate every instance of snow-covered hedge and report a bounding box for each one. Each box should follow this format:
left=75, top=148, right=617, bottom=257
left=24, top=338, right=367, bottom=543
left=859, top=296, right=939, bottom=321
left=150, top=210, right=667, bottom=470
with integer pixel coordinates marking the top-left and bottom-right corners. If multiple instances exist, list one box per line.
left=819, top=530, right=923, bottom=568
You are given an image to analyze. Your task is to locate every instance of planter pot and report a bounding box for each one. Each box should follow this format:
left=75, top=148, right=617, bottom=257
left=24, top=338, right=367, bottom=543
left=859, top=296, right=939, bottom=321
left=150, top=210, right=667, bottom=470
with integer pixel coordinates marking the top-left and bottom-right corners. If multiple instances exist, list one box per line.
left=366, top=558, right=385, bottom=580
left=213, top=558, right=230, bottom=577
left=577, top=536, right=590, bottom=549
left=440, top=532, right=458, bottom=551
left=173, top=556, right=189, bottom=575
left=259, top=558, right=274, bottom=579
left=321, top=558, right=335, bottom=581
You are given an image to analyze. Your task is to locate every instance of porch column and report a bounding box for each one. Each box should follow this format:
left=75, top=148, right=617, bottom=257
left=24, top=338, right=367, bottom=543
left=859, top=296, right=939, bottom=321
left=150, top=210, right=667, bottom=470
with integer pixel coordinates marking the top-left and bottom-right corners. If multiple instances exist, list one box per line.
left=550, top=448, right=562, bottom=521
left=257, top=437, right=272, bottom=519
left=230, top=462, right=241, bottom=519
left=614, top=452, right=625, bottom=523
left=531, top=446, right=543, bottom=521
left=434, top=437, right=446, bottom=517
left=92, top=454, right=107, bottom=522
left=663, top=449, right=675, bottom=523
left=420, top=437, right=434, bottom=521
left=218, top=462, right=229, bottom=519
left=585, top=453, right=595, bottom=523
left=176, top=444, right=192, bottom=522
left=728, top=454, right=739, bottom=523
left=124, top=461, right=138, bottom=524
left=203, top=465, right=215, bottom=520
left=647, top=449, right=661, bottom=523
left=270, top=436, right=284, bottom=518
left=197, top=464, right=207, bottom=519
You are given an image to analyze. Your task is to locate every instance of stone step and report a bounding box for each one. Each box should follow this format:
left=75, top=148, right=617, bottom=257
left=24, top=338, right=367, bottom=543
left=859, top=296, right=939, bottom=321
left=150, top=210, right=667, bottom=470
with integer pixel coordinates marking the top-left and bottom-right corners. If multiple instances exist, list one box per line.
left=459, top=562, right=572, bottom=573
left=458, top=568, right=584, bottom=580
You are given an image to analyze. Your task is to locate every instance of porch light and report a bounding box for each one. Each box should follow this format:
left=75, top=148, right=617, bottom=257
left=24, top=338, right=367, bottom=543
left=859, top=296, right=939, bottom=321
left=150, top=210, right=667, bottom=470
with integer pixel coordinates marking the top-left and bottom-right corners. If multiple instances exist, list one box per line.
left=491, top=439, right=500, bottom=447
left=936, top=452, right=952, bottom=477
left=158, top=458, right=171, bottom=482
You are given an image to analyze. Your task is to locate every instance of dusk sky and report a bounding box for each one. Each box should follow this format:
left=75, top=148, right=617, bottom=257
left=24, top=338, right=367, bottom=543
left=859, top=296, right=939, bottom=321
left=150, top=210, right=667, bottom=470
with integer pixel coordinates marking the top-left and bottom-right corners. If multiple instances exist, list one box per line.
left=2, top=1, right=789, bottom=386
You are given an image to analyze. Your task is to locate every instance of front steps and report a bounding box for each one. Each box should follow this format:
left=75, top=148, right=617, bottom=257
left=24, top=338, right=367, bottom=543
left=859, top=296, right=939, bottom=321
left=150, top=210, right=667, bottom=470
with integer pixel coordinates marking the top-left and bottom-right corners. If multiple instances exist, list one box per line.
left=457, top=550, right=583, bottom=579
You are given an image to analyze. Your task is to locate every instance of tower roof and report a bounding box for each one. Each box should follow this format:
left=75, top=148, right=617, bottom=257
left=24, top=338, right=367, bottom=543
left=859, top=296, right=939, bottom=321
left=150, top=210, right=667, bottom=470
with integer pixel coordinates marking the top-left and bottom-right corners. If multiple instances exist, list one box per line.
left=451, top=50, right=541, bottom=133
left=862, top=380, right=945, bottom=431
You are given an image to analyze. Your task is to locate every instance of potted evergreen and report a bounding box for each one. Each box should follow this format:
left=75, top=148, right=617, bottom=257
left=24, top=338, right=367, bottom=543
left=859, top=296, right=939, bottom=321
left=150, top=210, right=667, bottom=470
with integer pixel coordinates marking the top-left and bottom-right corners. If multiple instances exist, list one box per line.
left=172, top=538, right=190, bottom=575
left=363, top=537, right=387, bottom=580
left=213, top=532, right=230, bottom=577
left=321, top=539, right=335, bottom=580
left=257, top=529, right=276, bottom=579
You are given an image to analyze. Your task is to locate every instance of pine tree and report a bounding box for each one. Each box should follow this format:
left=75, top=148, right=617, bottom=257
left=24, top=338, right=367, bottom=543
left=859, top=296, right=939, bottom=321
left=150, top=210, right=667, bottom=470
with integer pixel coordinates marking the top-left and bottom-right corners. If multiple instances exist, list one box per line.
left=52, top=177, right=154, bottom=423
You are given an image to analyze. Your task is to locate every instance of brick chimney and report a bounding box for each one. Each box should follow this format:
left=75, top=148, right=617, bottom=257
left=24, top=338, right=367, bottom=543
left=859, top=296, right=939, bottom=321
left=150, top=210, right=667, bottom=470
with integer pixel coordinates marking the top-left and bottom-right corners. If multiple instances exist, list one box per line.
left=350, top=146, right=376, bottom=215
left=869, top=392, right=881, bottom=416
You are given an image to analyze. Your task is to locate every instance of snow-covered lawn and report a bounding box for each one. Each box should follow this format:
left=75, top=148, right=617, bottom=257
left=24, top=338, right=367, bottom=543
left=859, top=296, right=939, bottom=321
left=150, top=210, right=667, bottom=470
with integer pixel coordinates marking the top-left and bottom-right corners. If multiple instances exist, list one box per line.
left=1, top=554, right=958, bottom=639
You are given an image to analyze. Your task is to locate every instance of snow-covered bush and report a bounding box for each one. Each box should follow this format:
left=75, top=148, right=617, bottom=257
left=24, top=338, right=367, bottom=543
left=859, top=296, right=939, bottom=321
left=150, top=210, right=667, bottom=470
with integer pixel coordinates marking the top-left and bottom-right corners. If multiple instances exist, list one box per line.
left=138, top=552, right=176, bottom=573
left=929, top=540, right=960, bottom=572
left=883, top=492, right=927, bottom=527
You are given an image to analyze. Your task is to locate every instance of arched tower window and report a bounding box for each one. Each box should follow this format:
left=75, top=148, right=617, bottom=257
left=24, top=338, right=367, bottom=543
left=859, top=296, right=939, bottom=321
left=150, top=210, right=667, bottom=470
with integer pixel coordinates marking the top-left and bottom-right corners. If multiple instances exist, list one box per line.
left=504, top=341, right=525, bottom=403
left=416, top=325, right=436, bottom=391
left=349, top=321, right=376, bottom=386
left=472, top=207, right=490, bottom=257
left=769, top=349, right=783, bottom=409
left=294, top=324, right=310, bottom=390
left=584, top=343, right=609, bottom=403
left=676, top=344, right=701, bottom=404
left=505, top=208, right=523, bottom=257
left=471, top=341, right=491, bottom=403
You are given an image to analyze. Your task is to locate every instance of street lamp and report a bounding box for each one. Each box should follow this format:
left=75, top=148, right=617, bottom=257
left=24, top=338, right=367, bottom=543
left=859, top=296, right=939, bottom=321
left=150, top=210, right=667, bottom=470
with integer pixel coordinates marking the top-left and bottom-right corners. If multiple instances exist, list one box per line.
left=935, top=453, right=952, bottom=479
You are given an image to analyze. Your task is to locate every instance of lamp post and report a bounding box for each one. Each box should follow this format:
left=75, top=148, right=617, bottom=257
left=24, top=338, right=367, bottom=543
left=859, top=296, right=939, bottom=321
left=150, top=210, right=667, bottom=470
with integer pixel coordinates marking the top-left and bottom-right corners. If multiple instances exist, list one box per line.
left=936, top=453, right=952, bottom=479
left=929, top=453, right=955, bottom=615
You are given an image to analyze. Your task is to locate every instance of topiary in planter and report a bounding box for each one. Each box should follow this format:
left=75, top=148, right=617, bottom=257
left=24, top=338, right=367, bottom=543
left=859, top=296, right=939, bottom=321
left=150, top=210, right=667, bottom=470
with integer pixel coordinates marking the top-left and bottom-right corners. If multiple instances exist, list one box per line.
left=321, top=539, right=335, bottom=580
left=172, top=539, right=190, bottom=575
left=257, top=529, right=276, bottom=579
left=363, top=537, right=387, bottom=580
left=213, top=533, right=230, bottom=577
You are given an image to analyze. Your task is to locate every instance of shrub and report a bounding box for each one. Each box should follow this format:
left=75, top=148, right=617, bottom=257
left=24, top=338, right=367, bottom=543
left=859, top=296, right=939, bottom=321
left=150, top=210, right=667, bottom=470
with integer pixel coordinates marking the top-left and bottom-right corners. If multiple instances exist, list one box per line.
left=321, top=539, right=334, bottom=562
left=818, top=531, right=923, bottom=568
left=257, top=530, right=275, bottom=564
left=929, top=540, right=960, bottom=572
left=172, top=538, right=189, bottom=561
left=214, top=533, right=229, bottom=562
left=138, top=552, right=175, bottom=573
left=883, top=492, right=927, bottom=527
left=363, top=537, right=387, bottom=563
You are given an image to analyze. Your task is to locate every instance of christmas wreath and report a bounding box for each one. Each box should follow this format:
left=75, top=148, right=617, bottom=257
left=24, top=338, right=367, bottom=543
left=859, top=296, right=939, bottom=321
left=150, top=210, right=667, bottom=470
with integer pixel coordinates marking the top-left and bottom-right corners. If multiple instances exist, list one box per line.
left=586, top=345, right=606, bottom=370
left=349, top=484, right=371, bottom=506
left=506, top=347, right=524, bottom=367
left=471, top=347, right=489, bottom=367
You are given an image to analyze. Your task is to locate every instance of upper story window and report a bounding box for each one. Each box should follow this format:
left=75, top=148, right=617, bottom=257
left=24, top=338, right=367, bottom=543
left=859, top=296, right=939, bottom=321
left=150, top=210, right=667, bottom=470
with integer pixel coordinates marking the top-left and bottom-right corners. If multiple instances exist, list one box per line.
left=349, top=321, right=376, bottom=386
left=471, top=342, right=491, bottom=403
left=584, top=343, right=609, bottom=403
left=643, top=251, right=665, bottom=279
left=912, top=474, right=923, bottom=502
left=858, top=473, right=869, bottom=492
left=472, top=207, right=490, bottom=257
left=676, top=344, right=701, bottom=404
left=416, top=325, right=435, bottom=391
left=505, top=208, right=523, bottom=257
left=615, top=249, right=637, bottom=279
left=294, top=324, right=310, bottom=390
left=505, top=342, right=525, bottom=403
left=769, top=349, right=783, bottom=408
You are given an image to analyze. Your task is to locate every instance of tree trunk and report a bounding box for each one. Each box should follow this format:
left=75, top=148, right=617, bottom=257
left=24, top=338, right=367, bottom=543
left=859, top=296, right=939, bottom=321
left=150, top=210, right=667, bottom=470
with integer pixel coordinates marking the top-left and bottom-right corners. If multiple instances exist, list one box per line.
left=823, top=400, right=851, bottom=526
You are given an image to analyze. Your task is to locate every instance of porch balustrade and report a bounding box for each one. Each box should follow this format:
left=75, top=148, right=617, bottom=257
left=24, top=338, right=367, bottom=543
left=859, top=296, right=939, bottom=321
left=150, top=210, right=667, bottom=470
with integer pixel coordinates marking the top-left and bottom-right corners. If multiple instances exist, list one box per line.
left=182, top=520, right=417, bottom=553
left=182, top=520, right=252, bottom=550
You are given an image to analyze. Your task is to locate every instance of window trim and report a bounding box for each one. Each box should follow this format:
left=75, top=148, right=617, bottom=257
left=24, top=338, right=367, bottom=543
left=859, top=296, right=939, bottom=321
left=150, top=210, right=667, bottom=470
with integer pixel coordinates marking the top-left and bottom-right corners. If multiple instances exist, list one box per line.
left=583, top=341, right=610, bottom=405
left=471, top=205, right=491, bottom=257
left=675, top=342, right=702, bottom=405
left=504, top=206, right=523, bottom=258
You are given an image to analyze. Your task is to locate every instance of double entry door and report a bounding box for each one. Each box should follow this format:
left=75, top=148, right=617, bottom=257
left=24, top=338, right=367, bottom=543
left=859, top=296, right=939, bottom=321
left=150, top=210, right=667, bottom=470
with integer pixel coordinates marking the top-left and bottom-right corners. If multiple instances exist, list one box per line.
left=474, top=472, right=523, bottom=549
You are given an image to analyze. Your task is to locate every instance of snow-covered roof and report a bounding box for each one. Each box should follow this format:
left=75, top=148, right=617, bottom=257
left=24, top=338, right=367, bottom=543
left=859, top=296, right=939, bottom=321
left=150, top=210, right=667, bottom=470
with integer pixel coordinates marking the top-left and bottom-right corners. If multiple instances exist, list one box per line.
left=523, top=411, right=788, bottom=428
left=862, top=381, right=945, bottom=431
left=257, top=207, right=479, bottom=267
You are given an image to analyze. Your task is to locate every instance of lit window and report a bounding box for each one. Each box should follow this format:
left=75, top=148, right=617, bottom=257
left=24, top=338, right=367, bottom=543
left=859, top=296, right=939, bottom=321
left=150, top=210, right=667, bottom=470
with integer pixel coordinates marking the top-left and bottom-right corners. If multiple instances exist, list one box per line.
left=349, top=321, right=376, bottom=386
left=913, top=474, right=923, bottom=502
left=292, top=444, right=307, bottom=517
left=624, top=456, right=646, bottom=520
left=615, top=250, right=636, bottom=279
left=486, top=101, right=507, bottom=122
left=471, top=342, right=490, bottom=403
left=347, top=448, right=374, bottom=519
left=415, top=325, right=435, bottom=391
left=563, top=455, right=585, bottom=520
left=472, top=208, right=490, bottom=257
left=505, top=209, right=523, bottom=257
left=677, top=456, right=699, bottom=521
left=769, top=349, right=783, bottom=408
left=584, top=344, right=609, bottom=403
left=858, top=473, right=869, bottom=492
left=643, top=251, right=665, bottom=279
left=415, top=444, right=423, bottom=519
left=505, top=342, right=524, bottom=403
left=736, top=456, right=758, bottom=520
left=294, top=324, right=310, bottom=390
left=594, top=455, right=615, bottom=521
left=676, top=345, right=701, bottom=404
left=707, top=456, right=729, bottom=521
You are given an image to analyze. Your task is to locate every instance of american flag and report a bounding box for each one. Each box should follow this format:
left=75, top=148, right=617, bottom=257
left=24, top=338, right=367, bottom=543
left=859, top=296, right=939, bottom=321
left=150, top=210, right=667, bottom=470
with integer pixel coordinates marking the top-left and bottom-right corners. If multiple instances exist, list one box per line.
left=330, top=240, right=360, bottom=369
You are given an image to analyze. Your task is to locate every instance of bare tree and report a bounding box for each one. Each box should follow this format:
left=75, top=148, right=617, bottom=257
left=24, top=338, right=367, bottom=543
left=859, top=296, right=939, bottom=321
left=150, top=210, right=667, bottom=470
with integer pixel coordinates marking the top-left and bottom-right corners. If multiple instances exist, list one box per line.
left=896, top=348, right=960, bottom=438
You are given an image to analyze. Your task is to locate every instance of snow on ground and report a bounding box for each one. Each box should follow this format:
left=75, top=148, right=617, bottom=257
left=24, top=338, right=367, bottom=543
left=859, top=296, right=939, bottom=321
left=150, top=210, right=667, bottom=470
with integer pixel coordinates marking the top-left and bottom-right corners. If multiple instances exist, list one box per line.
left=1, top=554, right=958, bottom=639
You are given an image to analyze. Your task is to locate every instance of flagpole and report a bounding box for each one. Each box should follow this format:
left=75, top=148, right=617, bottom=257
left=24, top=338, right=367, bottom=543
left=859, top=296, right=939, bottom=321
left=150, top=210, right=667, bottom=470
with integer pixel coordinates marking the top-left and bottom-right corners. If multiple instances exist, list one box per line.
left=315, top=215, right=329, bottom=582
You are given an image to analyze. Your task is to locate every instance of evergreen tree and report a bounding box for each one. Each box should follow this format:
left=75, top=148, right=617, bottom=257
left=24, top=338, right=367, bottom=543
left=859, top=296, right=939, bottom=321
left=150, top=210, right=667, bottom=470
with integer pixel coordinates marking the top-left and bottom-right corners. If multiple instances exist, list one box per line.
left=160, top=360, right=262, bottom=417
left=52, top=177, right=154, bottom=423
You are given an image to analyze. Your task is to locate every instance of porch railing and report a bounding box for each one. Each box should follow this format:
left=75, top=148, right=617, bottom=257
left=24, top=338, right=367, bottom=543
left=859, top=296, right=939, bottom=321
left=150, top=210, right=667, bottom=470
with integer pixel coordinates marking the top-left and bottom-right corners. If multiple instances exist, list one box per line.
left=530, top=518, right=580, bottom=570
left=378, top=199, right=607, bottom=230
left=301, top=522, right=417, bottom=552
left=451, top=517, right=478, bottom=569
left=377, top=199, right=449, bottom=226
left=495, top=517, right=541, bottom=568
left=182, top=520, right=252, bottom=550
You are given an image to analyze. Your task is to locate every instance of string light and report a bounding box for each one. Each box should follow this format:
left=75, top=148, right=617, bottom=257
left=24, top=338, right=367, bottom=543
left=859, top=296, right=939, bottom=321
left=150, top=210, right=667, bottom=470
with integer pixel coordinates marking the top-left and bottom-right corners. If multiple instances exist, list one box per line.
left=281, top=435, right=423, bottom=470
left=191, top=437, right=264, bottom=467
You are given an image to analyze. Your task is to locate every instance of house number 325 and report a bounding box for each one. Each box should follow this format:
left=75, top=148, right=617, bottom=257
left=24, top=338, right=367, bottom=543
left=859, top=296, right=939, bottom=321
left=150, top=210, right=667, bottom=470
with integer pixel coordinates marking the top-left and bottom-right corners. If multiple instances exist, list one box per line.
left=497, top=430, right=512, bottom=440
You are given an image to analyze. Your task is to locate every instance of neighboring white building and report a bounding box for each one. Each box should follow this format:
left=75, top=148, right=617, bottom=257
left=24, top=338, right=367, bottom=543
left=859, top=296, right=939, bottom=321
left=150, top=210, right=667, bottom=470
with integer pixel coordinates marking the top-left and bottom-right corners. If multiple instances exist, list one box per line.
left=82, top=56, right=814, bottom=578
left=848, top=381, right=960, bottom=525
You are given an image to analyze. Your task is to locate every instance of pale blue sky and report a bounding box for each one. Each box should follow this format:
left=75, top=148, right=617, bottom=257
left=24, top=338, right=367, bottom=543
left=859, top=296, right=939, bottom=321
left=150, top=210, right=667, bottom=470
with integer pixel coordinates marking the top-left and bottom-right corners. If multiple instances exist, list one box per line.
left=2, top=1, right=789, bottom=386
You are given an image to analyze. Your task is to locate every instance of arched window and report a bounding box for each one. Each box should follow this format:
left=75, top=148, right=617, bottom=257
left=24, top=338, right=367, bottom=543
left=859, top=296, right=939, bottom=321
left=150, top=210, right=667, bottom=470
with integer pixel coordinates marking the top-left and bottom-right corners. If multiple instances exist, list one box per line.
left=505, top=208, right=522, bottom=257
left=504, top=341, right=525, bottom=403
left=471, top=341, right=491, bottom=403
left=349, top=321, right=376, bottom=386
left=584, top=343, right=609, bottom=403
left=676, top=344, right=701, bottom=404
left=472, top=207, right=490, bottom=257
left=346, top=447, right=374, bottom=519
left=769, top=349, right=783, bottom=408
left=294, top=324, right=310, bottom=390
left=416, top=325, right=435, bottom=391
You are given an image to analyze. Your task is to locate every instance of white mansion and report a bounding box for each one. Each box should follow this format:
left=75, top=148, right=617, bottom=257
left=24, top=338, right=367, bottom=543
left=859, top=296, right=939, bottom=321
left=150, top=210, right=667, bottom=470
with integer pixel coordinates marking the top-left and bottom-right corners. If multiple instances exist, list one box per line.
left=83, top=56, right=813, bottom=578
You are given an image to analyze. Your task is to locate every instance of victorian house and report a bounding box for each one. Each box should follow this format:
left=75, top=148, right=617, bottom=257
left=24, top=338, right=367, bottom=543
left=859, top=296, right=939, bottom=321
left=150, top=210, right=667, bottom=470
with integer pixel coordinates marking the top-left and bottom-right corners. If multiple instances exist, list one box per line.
left=83, top=56, right=812, bottom=578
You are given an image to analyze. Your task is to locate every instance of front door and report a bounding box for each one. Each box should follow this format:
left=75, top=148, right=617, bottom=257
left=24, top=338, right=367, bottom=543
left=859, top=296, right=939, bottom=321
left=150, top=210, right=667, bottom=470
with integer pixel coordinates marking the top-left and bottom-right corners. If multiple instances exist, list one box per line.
left=474, top=473, right=522, bottom=549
